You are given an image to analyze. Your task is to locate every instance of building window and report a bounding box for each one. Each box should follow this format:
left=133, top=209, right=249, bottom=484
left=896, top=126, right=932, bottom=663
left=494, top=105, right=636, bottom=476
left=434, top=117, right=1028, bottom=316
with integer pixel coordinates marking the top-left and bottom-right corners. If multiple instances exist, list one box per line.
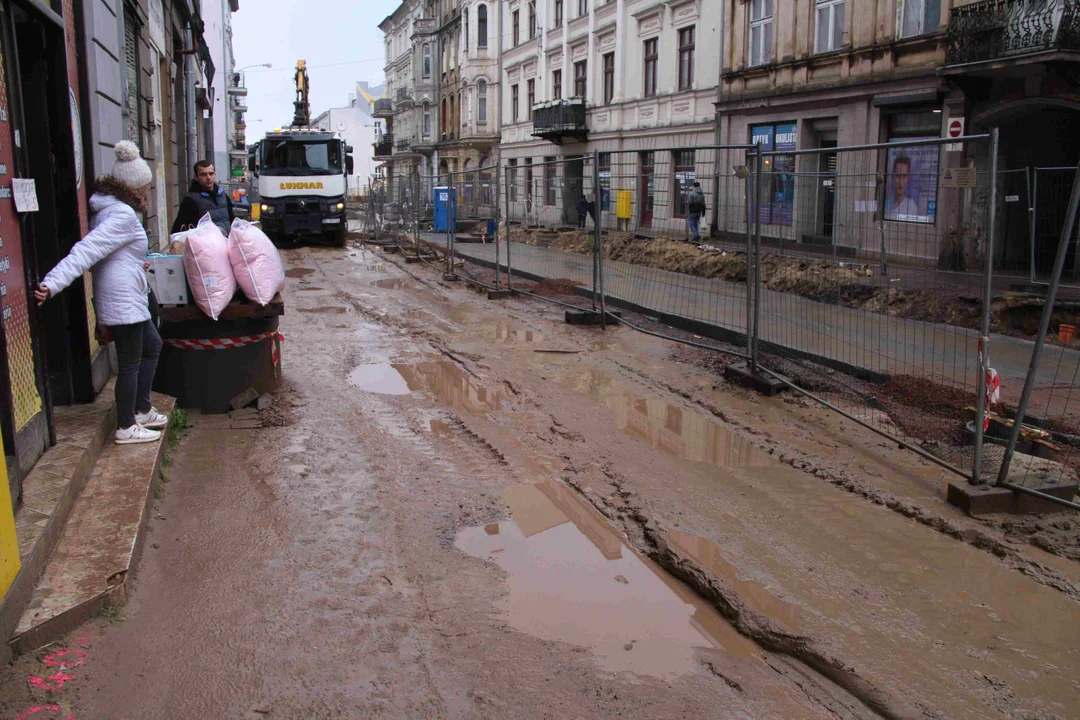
left=423, top=44, right=432, bottom=79
left=544, top=157, right=557, bottom=206
left=464, top=8, right=469, bottom=49
left=123, top=8, right=143, bottom=150
left=478, top=4, right=488, bottom=48
left=815, top=0, right=845, bottom=53
left=441, top=99, right=448, bottom=138
left=603, top=52, right=615, bottom=104
left=527, top=79, right=535, bottom=119
left=508, top=159, right=518, bottom=202
left=513, top=10, right=520, bottom=46
left=553, top=69, right=562, bottom=99
left=643, top=38, right=658, bottom=97
left=673, top=150, right=695, bottom=218
left=640, top=151, right=655, bottom=228
left=574, top=60, right=587, bottom=99
left=578, top=0, right=588, bottom=17
left=900, top=0, right=940, bottom=38
left=478, top=80, right=488, bottom=124
left=678, top=26, right=695, bottom=90
left=750, top=0, right=774, bottom=67
left=555, top=0, right=563, bottom=27
left=884, top=110, right=941, bottom=224
left=511, top=83, right=520, bottom=122
left=529, top=1, right=537, bottom=39
left=750, top=123, right=797, bottom=226
left=449, top=94, right=456, bottom=137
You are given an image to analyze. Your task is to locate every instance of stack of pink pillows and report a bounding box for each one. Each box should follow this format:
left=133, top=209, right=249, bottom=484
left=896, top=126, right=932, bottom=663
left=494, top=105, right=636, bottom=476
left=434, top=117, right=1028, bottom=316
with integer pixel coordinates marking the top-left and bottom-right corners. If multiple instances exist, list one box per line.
left=182, top=215, right=285, bottom=320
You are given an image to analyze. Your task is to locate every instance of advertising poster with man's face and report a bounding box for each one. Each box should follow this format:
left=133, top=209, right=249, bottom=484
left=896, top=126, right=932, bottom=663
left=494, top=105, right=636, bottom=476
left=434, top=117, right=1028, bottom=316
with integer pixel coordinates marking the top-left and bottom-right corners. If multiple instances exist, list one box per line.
left=885, top=138, right=939, bottom=224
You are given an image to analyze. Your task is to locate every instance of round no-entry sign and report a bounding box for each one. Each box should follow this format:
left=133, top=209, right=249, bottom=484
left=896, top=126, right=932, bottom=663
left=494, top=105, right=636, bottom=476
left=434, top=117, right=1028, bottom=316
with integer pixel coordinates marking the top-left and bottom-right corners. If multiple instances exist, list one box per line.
left=948, top=118, right=964, bottom=138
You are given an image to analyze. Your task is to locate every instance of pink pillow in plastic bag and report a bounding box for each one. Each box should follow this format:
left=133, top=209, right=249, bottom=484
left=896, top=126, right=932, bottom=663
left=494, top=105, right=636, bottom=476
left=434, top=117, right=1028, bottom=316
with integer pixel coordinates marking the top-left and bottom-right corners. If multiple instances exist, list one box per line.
left=184, top=214, right=237, bottom=320
left=228, top=219, right=284, bottom=306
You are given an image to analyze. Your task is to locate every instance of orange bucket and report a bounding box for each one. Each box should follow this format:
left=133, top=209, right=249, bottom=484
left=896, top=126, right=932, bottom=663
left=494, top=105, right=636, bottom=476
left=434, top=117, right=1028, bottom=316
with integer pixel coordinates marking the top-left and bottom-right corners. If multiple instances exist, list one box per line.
left=1059, top=324, right=1076, bottom=344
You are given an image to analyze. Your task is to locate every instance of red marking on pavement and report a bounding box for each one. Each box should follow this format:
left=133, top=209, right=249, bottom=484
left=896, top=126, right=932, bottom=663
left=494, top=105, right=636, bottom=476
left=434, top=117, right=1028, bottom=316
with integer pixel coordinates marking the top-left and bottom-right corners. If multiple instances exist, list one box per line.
left=15, top=706, right=72, bottom=719
left=41, top=649, right=87, bottom=668
left=28, top=672, right=76, bottom=691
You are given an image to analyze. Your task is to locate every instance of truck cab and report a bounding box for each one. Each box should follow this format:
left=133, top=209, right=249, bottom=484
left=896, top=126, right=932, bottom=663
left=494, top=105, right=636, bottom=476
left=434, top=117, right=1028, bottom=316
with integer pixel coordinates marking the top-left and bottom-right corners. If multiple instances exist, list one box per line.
left=250, top=128, right=354, bottom=246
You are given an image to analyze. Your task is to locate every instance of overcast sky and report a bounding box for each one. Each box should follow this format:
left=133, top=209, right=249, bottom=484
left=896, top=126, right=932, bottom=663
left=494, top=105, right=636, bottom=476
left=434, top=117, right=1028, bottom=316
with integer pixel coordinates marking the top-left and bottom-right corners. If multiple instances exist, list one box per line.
left=232, top=0, right=399, bottom=141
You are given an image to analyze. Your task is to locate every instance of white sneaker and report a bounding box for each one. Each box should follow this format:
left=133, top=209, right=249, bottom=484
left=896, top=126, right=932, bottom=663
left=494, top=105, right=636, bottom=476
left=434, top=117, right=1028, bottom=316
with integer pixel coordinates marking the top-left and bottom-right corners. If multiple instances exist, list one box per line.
left=135, top=407, right=169, bottom=430
left=115, top=424, right=161, bottom=445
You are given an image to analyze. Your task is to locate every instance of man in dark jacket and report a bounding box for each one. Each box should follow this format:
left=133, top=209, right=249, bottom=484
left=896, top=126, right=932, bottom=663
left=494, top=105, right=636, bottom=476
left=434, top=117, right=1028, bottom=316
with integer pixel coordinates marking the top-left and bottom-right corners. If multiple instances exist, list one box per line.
left=171, top=160, right=234, bottom=234
left=686, top=181, right=706, bottom=243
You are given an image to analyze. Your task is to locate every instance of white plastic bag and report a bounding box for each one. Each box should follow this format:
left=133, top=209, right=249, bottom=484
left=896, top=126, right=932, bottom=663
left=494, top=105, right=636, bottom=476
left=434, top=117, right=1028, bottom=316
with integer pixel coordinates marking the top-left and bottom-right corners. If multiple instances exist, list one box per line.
left=183, top=213, right=236, bottom=320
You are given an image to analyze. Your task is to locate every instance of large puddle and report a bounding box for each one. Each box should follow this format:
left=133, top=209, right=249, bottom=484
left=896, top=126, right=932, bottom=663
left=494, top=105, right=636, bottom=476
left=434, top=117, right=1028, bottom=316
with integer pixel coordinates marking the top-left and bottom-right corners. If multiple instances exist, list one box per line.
left=395, top=361, right=505, bottom=414
left=566, top=370, right=773, bottom=469
left=456, top=481, right=762, bottom=677
left=347, top=364, right=411, bottom=394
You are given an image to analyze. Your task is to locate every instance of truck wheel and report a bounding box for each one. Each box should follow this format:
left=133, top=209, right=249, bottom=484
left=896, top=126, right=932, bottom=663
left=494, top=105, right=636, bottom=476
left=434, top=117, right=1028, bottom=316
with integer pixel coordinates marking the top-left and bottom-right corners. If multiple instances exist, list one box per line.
left=332, top=227, right=347, bottom=248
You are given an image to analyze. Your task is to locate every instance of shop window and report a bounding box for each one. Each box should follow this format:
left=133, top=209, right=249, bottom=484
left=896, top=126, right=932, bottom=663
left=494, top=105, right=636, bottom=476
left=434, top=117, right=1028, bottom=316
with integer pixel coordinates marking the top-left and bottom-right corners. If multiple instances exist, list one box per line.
left=884, top=110, right=941, bottom=224
left=673, top=150, right=695, bottom=218
left=815, top=0, right=845, bottom=53
left=598, top=152, right=611, bottom=210
left=750, top=123, right=796, bottom=226
left=749, top=0, right=773, bottom=67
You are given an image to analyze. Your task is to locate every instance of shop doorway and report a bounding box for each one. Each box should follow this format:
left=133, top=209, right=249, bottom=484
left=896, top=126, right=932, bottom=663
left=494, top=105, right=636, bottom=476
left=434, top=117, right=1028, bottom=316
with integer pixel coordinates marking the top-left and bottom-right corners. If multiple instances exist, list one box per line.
left=563, top=155, right=584, bottom=227
left=639, top=152, right=655, bottom=229
left=9, top=4, right=92, bottom=409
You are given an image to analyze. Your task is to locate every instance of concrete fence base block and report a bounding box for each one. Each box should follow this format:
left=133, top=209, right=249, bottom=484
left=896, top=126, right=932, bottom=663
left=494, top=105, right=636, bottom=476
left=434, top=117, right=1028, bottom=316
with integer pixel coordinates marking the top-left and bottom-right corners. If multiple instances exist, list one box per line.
left=947, top=479, right=1079, bottom=516
left=723, top=363, right=788, bottom=397
left=442, top=273, right=460, bottom=282
left=565, top=310, right=621, bottom=326
left=487, top=290, right=512, bottom=300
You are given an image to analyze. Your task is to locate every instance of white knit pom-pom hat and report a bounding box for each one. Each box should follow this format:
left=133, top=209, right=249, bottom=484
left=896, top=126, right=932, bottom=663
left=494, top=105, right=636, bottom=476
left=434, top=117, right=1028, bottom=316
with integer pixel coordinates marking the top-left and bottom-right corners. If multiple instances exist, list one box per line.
left=109, top=140, right=153, bottom=190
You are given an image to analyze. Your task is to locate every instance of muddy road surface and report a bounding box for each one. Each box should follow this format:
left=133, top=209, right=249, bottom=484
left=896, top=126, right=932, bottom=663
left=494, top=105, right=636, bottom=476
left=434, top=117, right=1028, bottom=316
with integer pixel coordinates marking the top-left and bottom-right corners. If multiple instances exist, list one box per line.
left=2, top=243, right=1078, bottom=719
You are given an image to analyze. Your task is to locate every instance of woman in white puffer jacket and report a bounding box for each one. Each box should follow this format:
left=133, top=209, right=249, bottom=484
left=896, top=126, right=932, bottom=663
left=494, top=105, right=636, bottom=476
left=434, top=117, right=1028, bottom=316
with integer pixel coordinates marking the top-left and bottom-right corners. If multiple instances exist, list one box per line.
left=35, top=142, right=169, bottom=445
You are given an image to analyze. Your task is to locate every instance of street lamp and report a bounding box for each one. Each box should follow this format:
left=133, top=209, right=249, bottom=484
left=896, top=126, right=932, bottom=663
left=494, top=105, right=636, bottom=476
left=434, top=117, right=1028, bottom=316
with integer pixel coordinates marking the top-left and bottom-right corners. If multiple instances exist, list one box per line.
left=236, top=63, right=272, bottom=73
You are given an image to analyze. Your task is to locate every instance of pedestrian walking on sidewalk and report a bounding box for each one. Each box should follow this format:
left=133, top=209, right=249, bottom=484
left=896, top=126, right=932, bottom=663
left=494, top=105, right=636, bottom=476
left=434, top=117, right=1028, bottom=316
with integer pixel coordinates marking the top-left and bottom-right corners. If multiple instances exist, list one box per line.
left=687, top=181, right=706, bottom=243
left=35, top=141, right=168, bottom=446
left=576, top=195, right=589, bottom=229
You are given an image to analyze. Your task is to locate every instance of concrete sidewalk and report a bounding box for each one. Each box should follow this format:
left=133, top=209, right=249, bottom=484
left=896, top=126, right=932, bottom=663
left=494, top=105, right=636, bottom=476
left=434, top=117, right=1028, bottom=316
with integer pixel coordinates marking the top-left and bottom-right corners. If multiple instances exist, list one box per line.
left=453, top=239, right=1080, bottom=389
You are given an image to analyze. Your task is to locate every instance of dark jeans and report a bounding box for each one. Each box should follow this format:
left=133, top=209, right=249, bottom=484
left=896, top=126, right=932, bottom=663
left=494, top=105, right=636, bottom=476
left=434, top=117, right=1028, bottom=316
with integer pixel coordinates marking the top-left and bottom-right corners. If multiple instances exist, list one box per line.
left=112, top=319, right=162, bottom=429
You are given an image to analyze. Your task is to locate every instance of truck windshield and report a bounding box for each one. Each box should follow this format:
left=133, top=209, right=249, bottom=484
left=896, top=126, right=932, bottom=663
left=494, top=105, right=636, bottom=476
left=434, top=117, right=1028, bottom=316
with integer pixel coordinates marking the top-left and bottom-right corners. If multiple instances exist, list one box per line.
left=261, top=139, right=342, bottom=176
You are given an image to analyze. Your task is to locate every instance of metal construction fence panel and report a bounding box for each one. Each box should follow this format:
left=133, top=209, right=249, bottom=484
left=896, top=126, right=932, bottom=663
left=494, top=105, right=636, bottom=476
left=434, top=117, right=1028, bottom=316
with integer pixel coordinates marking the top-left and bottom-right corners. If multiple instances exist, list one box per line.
left=357, top=135, right=1080, bottom=502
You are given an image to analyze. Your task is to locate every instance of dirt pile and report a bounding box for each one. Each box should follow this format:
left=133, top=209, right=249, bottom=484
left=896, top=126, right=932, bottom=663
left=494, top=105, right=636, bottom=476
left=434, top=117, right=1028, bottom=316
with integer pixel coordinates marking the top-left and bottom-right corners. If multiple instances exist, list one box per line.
left=553, top=235, right=1080, bottom=339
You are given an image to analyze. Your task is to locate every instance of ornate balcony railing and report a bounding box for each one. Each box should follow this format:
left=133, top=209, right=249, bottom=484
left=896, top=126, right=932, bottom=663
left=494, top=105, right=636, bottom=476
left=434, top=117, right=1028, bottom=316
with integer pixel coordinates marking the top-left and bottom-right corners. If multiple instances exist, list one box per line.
left=946, top=0, right=1080, bottom=65
left=373, top=98, right=394, bottom=117
left=531, top=99, right=588, bottom=145
left=374, top=134, right=393, bottom=157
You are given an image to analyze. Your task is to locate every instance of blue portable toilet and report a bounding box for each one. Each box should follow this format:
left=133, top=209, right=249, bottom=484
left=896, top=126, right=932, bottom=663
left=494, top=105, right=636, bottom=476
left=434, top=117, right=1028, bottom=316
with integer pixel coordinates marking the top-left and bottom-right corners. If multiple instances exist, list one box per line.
left=433, top=186, right=456, bottom=232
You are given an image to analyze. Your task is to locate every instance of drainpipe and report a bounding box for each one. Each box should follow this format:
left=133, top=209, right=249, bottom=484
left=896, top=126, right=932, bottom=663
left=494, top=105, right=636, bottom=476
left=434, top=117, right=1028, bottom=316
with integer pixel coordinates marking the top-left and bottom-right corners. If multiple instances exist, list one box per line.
left=713, top=0, right=725, bottom=231
left=185, top=26, right=199, bottom=177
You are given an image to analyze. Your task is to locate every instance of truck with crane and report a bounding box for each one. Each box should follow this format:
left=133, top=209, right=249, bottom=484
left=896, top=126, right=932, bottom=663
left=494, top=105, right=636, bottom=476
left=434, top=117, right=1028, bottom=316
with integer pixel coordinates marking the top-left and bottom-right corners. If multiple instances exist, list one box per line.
left=249, top=60, right=354, bottom=246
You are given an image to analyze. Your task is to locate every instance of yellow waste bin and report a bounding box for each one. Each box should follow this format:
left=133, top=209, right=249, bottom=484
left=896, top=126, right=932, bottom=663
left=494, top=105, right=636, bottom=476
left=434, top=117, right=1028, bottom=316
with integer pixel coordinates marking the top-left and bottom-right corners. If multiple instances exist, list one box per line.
left=616, top=190, right=633, bottom=220
left=0, top=430, right=19, bottom=597
left=250, top=202, right=261, bottom=221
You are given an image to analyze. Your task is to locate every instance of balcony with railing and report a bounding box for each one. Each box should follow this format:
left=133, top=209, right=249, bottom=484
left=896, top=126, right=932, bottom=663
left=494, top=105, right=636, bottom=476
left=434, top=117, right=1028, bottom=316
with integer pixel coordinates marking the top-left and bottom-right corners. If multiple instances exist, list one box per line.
left=945, top=0, right=1080, bottom=67
left=228, top=72, right=247, bottom=96
left=374, top=133, right=394, bottom=158
left=413, top=17, right=437, bottom=35
left=395, top=87, right=414, bottom=107
left=373, top=98, right=394, bottom=118
left=395, top=136, right=414, bottom=154
left=531, top=99, right=588, bottom=144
